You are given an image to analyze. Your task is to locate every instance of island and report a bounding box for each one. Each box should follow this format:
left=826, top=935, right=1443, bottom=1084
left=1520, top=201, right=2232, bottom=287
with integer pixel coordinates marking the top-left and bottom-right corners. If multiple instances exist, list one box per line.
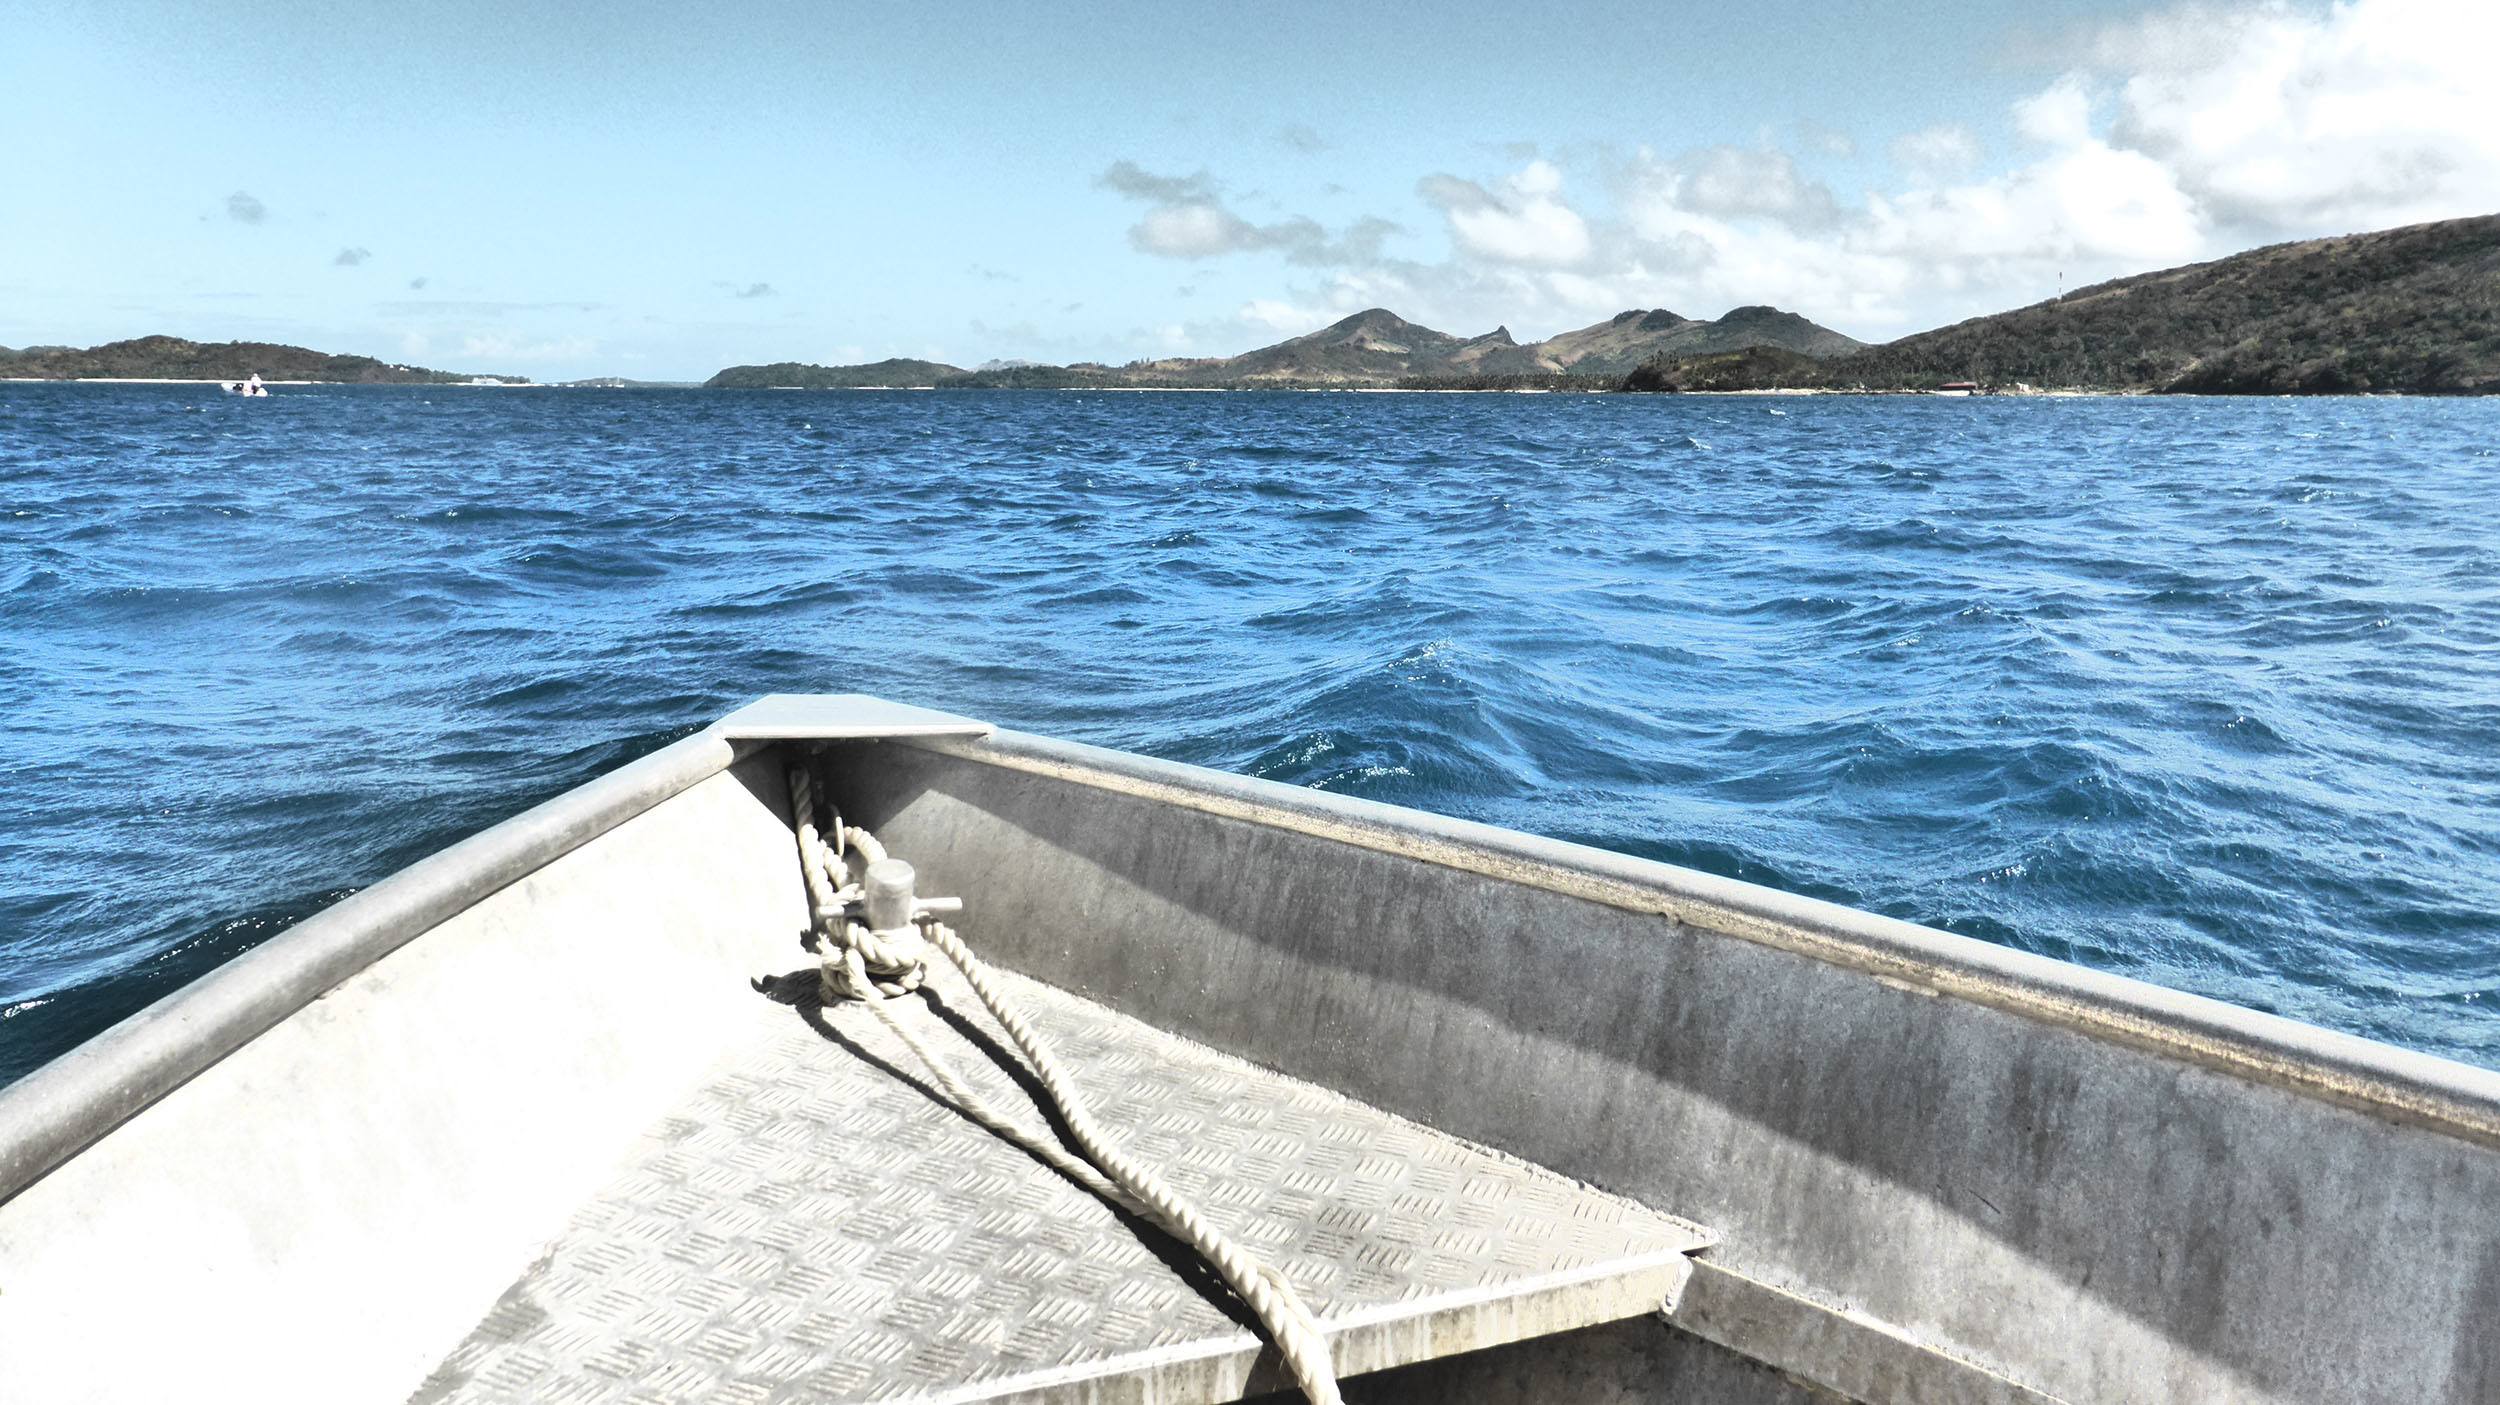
left=18, top=213, right=2492, bottom=397
left=1624, top=212, right=2500, bottom=395
left=702, top=211, right=2500, bottom=397
left=0, top=336, right=528, bottom=385
left=702, top=305, right=1863, bottom=392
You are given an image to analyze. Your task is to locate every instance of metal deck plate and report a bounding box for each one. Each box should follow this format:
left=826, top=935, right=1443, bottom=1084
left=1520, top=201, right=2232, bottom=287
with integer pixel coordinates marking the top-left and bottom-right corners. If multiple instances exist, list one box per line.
left=414, top=968, right=1714, bottom=1404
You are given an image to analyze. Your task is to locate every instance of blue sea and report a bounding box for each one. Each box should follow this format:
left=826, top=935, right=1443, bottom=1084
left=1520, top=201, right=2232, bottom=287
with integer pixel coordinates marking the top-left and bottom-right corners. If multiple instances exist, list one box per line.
left=3, top=384, right=2496, bottom=1085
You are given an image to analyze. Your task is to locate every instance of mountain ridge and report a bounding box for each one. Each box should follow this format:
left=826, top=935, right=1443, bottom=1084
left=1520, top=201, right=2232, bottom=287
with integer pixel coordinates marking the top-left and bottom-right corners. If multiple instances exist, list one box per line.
left=27, top=212, right=2490, bottom=395
left=0, top=335, right=525, bottom=384
left=702, top=357, right=967, bottom=390
left=1627, top=212, right=2500, bottom=394
left=706, top=303, right=1864, bottom=389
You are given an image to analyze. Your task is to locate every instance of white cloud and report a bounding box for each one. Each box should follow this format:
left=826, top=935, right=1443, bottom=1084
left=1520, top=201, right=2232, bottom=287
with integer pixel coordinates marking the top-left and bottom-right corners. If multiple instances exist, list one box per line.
left=1238, top=298, right=1322, bottom=333
left=1097, top=161, right=1216, bottom=204
left=1671, top=146, right=1841, bottom=228
left=2015, top=76, right=2095, bottom=146
left=1612, top=161, right=1920, bottom=325
left=1101, top=161, right=1399, bottom=266
left=1864, top=141, right=2202, bottom=267
left=2093, top=0, right=2500, bottom=233
left=1134, top=203, right=1265, bottom=258
left=1892, top=124, right=1982, bottom=177
left=1418, top=160, right=1591, bottom=266
left=1100, top=0, right=2500, bottom=346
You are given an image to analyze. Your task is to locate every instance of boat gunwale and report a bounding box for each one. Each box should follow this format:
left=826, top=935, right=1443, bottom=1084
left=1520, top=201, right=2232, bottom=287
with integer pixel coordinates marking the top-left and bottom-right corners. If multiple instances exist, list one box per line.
left=909, top=725, right=2500, bottom=1153
left=0, top=727, right=745, bottom=1207
left=7, top=690, right=2497, bottom=1215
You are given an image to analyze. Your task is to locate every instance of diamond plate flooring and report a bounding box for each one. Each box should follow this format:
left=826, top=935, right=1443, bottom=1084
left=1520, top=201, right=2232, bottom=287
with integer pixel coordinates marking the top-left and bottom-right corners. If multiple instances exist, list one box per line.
left=413, top=966, right=1714, bottom=1404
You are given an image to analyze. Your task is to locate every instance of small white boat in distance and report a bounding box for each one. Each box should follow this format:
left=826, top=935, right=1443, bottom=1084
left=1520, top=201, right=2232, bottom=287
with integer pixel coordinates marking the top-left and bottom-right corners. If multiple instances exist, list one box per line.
left=224, top=373, right=268, bottom=396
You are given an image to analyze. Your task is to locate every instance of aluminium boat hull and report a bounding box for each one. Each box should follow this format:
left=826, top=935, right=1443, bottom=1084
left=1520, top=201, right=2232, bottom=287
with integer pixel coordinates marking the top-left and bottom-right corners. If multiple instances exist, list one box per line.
left=2, top=694, right=2494, bottom=1403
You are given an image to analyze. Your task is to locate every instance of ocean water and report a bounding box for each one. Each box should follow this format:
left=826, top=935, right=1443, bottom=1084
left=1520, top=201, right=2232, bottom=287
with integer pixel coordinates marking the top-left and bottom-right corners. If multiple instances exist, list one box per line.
left=3, top=384, right=2496, bottom=1086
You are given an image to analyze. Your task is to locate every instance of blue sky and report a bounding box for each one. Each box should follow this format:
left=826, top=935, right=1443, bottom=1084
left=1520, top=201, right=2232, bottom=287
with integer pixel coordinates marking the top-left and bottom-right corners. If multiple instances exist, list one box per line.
left=5, top=0, right=2494, bottom=380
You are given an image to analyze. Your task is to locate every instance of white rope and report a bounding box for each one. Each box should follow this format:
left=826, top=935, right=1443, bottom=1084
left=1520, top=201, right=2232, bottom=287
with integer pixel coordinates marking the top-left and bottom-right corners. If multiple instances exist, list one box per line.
left=791, top=769, right=924, bottom=1002
left=786, top=767, right=1342, bottom=1405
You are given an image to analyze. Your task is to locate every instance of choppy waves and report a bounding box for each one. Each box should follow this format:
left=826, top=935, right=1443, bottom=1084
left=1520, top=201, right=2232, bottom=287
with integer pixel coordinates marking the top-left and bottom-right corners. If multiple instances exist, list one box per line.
left=3, top=384, right=2496, bottom=1083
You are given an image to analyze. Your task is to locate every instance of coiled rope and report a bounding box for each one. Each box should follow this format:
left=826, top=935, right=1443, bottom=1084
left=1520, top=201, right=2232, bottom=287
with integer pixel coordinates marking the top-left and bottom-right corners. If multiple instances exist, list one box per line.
left=787, top=767, right=1342, bottom=1405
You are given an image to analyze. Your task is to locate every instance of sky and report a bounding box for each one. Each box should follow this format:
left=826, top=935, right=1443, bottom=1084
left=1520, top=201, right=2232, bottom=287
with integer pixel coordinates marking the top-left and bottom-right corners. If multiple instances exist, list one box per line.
left=4, top=0, right=2496, bottom=381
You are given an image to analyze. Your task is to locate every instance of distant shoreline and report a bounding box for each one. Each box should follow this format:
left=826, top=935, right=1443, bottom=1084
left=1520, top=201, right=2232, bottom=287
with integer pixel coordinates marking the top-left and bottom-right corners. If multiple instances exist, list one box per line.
left=0, top=376, right=536, bottom=387
left=722, top=382, right=2151, bottom=397
left=15, top=213, right=2495, bottom=397
left=7, top=378, right=2459, bottom=399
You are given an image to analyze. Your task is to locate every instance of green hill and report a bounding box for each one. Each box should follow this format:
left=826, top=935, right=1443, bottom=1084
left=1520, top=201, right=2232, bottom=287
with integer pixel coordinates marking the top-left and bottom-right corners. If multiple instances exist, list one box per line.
left=1623, top=346, right=1827, bottom=392
left=703, top=358, right=967, bottom=389
left=1180, top=305, right=1859, bottom=385
left=1539, top=307, right=1864, bottom=376
left=705, top=304, right=1862, bottom=391
left=1626, top=213, right=2500, bottom=394
left=0, top=335, right=524, bottom=384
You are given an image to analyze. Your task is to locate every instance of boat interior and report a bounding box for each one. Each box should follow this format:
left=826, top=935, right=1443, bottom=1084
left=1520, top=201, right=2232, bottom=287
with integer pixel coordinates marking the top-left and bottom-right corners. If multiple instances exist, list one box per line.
left=2, top=694, right=2495, bottom=1404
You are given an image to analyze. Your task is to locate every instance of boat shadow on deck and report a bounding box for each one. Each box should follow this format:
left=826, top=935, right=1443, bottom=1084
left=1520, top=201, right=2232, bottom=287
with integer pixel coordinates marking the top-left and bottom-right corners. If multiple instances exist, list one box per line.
left=748, top=963, right=1266, bottom=1339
